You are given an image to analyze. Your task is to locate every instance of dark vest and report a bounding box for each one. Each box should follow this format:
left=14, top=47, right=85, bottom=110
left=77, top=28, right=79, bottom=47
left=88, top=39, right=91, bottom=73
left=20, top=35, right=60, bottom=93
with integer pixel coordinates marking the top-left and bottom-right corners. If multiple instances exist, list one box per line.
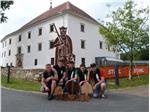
left=67, top=67, right=76, bottom=80
left=53, top=65, right=66, bottom=81
left=77, top=69, right=87, bottom=82
left=91, top=69, right=101, bottom=84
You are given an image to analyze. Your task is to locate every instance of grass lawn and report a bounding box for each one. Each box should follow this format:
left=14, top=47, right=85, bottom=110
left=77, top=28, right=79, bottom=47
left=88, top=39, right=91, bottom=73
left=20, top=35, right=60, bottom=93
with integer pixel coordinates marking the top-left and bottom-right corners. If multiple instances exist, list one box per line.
left=107, top=74, right=149, bottom=90
left=1, top=75, right=41, bottom=91
left=1, top=74, right=149, bottom=91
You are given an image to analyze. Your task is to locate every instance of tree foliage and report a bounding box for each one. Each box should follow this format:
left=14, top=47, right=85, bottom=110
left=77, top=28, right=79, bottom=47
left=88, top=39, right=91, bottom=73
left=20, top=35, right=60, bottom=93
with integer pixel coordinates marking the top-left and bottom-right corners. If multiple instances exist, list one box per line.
left=99, top=0, right=149, bottom=79
left=0, top=0, right=14, bottom=23
left=121, top=48, right=149, bottom=60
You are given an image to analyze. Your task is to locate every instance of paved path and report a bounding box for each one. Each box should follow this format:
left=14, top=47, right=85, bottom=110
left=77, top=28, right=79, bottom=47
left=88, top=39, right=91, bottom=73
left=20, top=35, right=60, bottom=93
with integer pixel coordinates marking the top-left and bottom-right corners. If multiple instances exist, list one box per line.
left=110, top=85, right=149, bottom=97
left=2, top=87, right=148, bottom=112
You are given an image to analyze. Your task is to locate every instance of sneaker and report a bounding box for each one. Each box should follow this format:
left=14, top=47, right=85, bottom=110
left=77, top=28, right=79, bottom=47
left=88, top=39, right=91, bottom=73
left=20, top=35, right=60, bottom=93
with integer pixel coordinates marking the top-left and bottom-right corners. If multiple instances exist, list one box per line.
left=93, top=93, right=98, bottom=98
left=40, top=86, right=44, bottom=92
left=48, top=95, right=54, bottom=100
left=101, top=94, right=105, bottom=98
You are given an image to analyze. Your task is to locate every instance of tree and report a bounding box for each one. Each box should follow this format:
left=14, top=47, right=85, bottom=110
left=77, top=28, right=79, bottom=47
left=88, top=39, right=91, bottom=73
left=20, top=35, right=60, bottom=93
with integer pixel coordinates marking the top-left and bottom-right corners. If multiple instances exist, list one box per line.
left=0, top=0, right=14, bottom=23
left=121, top=47, right=149, bottom=61
left=135, top=48, right=149, bottom=60
left=99, top=0, right=149, bottom=79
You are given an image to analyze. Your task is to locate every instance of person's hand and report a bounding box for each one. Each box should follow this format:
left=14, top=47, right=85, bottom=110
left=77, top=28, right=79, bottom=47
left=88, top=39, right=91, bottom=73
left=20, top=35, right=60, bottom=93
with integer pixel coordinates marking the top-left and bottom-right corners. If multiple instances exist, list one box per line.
left=93, top=85, right=96, bottom=90
left=66, top=80, right=71, bottom=85
left=79, top=81, right=84, bottom=86
left=46, top=76, right=53, bottom=82
left=59, top=78, right=63, bottom=83
left=88, top=68, right=93, bottom=73
left=45, top=86, right=49, bottom=91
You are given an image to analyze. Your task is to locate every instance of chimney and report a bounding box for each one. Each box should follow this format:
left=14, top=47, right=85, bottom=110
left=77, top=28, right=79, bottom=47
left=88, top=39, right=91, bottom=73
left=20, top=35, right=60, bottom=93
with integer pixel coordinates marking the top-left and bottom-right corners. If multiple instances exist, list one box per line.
left=50, top=0, right=52, bottom=9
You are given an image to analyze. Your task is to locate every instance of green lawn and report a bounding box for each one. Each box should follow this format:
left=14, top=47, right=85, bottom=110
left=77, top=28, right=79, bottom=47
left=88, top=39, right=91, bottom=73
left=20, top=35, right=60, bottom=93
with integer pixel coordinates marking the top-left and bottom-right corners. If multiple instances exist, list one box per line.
left=1, top=75, right=41, bottom=91
left=1, top=74, right=149, bottom=91
left=107, top=75, right=149, bottom=90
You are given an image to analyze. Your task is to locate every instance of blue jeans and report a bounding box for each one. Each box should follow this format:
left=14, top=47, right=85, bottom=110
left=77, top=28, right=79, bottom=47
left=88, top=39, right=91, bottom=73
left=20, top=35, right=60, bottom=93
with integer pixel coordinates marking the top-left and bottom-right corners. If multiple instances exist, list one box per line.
left=93, top=84, right=101, bottom=97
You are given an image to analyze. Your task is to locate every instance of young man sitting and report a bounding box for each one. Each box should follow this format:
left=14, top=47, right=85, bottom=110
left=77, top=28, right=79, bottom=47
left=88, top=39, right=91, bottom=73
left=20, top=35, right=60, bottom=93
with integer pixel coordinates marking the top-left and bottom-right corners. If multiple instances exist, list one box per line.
left=53, top=60, right=67, bottom=88
left=76, top=64, right=88, bottom=86
left=88, top=63, right=106, bottom=98
left=76, top=64, right=93, bottom=95
left=41, top=64, right=58, bottom=100
left=65, top=61, right=79, bottom=94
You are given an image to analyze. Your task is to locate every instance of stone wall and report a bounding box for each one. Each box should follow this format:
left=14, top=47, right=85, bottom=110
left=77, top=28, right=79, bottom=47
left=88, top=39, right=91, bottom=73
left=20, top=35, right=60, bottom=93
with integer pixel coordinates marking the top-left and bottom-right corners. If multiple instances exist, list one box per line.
left=1, top=67, right=44, bottom=81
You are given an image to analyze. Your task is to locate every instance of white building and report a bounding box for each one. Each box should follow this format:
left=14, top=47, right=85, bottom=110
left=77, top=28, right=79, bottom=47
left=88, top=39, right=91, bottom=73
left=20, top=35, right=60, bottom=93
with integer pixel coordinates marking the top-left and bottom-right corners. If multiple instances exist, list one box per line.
left=0, top=2, right=120, bottom=69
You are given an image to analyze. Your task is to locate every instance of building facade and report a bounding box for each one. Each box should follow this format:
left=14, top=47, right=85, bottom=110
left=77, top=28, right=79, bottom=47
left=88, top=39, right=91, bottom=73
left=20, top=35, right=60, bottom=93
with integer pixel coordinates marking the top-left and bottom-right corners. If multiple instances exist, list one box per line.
left=0, top=2, right=120, bottom=69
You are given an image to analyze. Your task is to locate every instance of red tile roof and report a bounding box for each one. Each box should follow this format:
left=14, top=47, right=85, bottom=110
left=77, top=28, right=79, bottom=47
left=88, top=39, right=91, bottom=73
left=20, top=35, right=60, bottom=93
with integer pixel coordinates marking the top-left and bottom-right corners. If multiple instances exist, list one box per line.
left=21, top=1, right=98, bottom=29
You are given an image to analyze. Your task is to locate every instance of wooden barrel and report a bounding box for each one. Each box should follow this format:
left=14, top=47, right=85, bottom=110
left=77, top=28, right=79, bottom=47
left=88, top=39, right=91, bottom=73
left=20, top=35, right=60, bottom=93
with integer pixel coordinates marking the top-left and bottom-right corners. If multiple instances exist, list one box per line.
left=65, top=80, right=80, bottom=95
left=54, top=86, right=64, bottom=100
left=80, top=82, right=93, bottom=95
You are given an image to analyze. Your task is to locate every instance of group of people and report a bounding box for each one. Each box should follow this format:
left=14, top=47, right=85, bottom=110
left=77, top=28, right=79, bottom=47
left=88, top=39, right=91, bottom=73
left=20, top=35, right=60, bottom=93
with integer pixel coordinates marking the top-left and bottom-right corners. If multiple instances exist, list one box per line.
left=41, top=60, right=106, bottom=100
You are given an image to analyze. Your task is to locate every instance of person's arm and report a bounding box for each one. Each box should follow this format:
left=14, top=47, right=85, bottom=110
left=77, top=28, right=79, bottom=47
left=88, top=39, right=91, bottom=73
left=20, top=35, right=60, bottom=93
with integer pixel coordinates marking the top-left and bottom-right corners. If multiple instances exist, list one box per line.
left=84, top=70, right=88, bottom=82
left=73, top=69, right=78, bottom=81
left=41, top=78, right=49, bottom=89
left=73, top=73, right=78, bottom=81
left=41, top=73, right=50, bottom=91
left=95, top=73, right=105, bottom=87
left=97, top=69, right=105, bottom=84
left=87, top=68, right=92, bottom=82
left=59, top=71, right=67, bottom=82
left=52, top=68, right=58, bottom=81
left=95, top=79, right=104, bottom=87
left=62, top=68, right=67, bottom=79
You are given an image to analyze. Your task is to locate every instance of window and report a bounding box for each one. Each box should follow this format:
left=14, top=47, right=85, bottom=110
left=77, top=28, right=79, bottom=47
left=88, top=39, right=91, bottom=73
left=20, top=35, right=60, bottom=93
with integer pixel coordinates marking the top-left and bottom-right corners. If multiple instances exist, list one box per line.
left=6, top=63, right=8, bottom=67
left=27, top=45, right=31, bottom=53
left=34, top=59, right=38, bottom=66
left=4, top=51, right=6, bottom=57
left=38, top=43, right=42, bottom=51
left=49, top=40, right=54, bottom=49
left=18, top=35, right=22, bottom=42
left=9, top=39, right=12, bottom=45
left=81, top=58, right=85, bottom=65
left=50, top=24, right=54, bottom=32
left=99, top=41, right=103, bottom=49
left=5, top=41, right=7, bottom=47
left=51, top=58, right=54, bottom=65
left=2, top=43, right=4, bottom=48
left=38, top=28, right=42, bottom=36
left=80, top=23, right=85, bottom=32
left=17, top=46, right=21, bottom=54
left=1, top=52, right=3, bottom=58
left=8, top=50, right=11, bottom=56
left=81, top=40, right=85, bottom=49
left=10, top=63, right=13, bottom=66
left=28, top=31, right=31, bottom=39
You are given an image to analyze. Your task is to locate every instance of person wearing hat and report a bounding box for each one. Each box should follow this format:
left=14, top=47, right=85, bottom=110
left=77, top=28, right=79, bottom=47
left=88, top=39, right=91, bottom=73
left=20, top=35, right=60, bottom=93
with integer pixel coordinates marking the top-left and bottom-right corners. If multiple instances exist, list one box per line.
left=88, top=63, right=106, bottom=98
left=53, top=26, right=75, bottom=65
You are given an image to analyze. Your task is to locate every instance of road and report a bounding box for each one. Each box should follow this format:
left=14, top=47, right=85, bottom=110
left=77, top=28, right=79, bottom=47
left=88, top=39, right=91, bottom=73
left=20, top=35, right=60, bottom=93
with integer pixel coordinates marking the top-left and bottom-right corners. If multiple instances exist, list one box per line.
left=111, top=85, right=149, bottom=97
left=2, top=87, right=148, bottom=112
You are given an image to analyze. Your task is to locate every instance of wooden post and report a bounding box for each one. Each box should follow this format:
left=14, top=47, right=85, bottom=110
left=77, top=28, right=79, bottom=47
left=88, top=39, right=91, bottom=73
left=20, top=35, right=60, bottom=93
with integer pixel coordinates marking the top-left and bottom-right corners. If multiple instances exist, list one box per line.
left=7, top=65, right=10, bottom=83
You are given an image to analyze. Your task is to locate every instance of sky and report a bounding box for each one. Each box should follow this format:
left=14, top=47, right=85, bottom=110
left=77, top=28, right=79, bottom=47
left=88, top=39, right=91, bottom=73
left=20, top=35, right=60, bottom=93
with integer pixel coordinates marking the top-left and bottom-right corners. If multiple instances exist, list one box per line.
left=0, top=0, right=148, bottom=41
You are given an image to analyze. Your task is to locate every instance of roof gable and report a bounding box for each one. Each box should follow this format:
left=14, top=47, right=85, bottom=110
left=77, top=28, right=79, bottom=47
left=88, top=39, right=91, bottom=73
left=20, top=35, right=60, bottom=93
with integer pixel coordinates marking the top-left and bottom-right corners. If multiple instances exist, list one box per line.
left=1, top=1, right=99, bottom=42
left=21, top=1, right=98, bottom=30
